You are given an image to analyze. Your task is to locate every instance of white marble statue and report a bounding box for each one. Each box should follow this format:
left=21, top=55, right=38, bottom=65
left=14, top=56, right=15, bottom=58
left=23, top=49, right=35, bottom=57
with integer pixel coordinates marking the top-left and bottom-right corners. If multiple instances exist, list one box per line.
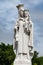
left=13, top=4, right=34, bottom=65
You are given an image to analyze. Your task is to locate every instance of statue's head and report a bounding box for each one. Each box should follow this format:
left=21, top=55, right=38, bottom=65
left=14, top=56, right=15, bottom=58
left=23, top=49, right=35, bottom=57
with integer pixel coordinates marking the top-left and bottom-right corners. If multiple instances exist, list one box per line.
left=16, top=4, right=24, bottom=11
left=16, top=4, right=24, bottom=17
left=24, top=10, right=30, bottom=17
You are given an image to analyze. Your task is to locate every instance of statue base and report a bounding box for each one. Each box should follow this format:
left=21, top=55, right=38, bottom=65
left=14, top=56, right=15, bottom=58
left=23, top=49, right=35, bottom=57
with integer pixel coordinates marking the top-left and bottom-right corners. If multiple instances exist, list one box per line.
left=13, top=57, right=32, bottom=65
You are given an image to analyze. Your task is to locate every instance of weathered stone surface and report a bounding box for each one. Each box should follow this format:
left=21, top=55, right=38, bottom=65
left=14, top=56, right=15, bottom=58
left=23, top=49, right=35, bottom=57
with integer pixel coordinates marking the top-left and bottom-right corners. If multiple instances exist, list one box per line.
left=13, top=4, right=34, bottom=65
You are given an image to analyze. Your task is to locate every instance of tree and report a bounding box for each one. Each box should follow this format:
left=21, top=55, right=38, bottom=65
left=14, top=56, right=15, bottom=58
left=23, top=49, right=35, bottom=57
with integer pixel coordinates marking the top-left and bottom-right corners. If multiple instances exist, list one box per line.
left=0, top=42, right=16, bottom=65
left=32, top=51, right=43, bottom=65
left=32, top=51, right=39, bottom=65
left=37, top=57, right=43, bottom=65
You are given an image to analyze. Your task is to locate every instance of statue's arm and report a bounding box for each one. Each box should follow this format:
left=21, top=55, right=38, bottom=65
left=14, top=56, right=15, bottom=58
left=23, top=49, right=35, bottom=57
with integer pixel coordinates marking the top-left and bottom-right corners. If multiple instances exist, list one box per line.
left=13, top=38, right=16, bottom=54
left=29, top=22, right=33, bottom=49
left=13, top=21, right=19, bottom=54
left=14, top=21, right=19, bottom=30
left=29, top=23, right=34, bottom=56
left=14, top=21, right=19, bottom=37
left=13, top=24, right=16, bottom=50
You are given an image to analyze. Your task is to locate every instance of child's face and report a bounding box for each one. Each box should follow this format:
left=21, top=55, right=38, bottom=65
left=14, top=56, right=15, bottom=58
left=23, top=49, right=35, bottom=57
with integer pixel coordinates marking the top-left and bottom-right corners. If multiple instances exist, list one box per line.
left=24, top=11, right=29, bottom=17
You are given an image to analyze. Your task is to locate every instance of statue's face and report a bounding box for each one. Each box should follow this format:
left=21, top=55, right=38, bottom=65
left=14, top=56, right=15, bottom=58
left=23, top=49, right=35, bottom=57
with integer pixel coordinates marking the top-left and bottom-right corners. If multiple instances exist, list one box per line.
left=19, top=10, right=23, bottom=17
left=24, top=11, right=29, bottom=17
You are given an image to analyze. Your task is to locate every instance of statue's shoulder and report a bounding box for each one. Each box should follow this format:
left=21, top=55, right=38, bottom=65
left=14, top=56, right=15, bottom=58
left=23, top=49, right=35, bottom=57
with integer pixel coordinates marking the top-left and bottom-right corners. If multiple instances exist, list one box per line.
left=29, top=20, right=32, bottom=23
left=19, top=17, right=24, bottom=21
left=30, top=20, right=34, bottom=29
left=30, top=20, right=33, bottom=25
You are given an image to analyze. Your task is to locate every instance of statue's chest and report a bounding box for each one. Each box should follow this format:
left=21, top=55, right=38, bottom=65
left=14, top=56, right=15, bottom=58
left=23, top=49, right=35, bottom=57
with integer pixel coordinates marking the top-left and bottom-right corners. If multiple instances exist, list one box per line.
left=19, top=21, right=25, bottom=32
left=19, top=21, right=24, bottom=27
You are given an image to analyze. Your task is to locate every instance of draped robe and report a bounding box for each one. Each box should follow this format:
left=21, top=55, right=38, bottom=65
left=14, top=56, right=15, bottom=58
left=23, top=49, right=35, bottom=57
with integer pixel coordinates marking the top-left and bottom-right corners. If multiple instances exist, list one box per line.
left=13, top=17, right=33, bottom=59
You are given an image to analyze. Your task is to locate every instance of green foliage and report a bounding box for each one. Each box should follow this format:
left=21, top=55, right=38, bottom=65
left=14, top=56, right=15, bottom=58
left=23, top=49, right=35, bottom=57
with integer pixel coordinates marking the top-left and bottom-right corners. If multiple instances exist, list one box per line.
left=0, top=42, right=16, bottom=65
left=32, top=51, right=43, bottom=65
left=0, top=42, right=43, bottom=65
left=37, top=57, right=43, bottom=65
left=32, top=51, right=39, bottom=65
left=34, top=63, right=37, bottom=65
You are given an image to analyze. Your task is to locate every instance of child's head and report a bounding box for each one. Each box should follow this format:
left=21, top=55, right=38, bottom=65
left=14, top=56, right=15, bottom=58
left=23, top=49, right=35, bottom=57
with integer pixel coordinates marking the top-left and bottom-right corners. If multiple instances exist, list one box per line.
left=24, top=10, right=30, bottom=17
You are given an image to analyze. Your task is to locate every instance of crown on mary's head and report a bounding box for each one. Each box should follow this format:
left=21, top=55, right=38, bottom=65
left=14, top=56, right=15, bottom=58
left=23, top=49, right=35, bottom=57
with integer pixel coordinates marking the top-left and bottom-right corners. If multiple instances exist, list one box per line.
left=16, top=4, right=24, bottom=10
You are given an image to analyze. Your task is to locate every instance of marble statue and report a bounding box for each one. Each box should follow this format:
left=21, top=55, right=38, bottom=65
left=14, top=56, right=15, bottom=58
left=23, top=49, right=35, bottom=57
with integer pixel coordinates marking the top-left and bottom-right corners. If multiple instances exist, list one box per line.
left=13, top=4, right=34, bottom=65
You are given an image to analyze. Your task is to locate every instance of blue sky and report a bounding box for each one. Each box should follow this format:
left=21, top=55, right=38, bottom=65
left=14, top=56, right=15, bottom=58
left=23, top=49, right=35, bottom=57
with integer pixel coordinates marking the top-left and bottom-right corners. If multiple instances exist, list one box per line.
left=0, top=0, right=43, bottom=56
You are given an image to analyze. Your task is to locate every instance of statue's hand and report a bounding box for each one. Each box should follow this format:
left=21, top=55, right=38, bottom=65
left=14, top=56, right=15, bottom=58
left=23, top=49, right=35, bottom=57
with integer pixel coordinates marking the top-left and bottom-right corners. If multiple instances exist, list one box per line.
left=24, top=27, right=30, bottom=35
